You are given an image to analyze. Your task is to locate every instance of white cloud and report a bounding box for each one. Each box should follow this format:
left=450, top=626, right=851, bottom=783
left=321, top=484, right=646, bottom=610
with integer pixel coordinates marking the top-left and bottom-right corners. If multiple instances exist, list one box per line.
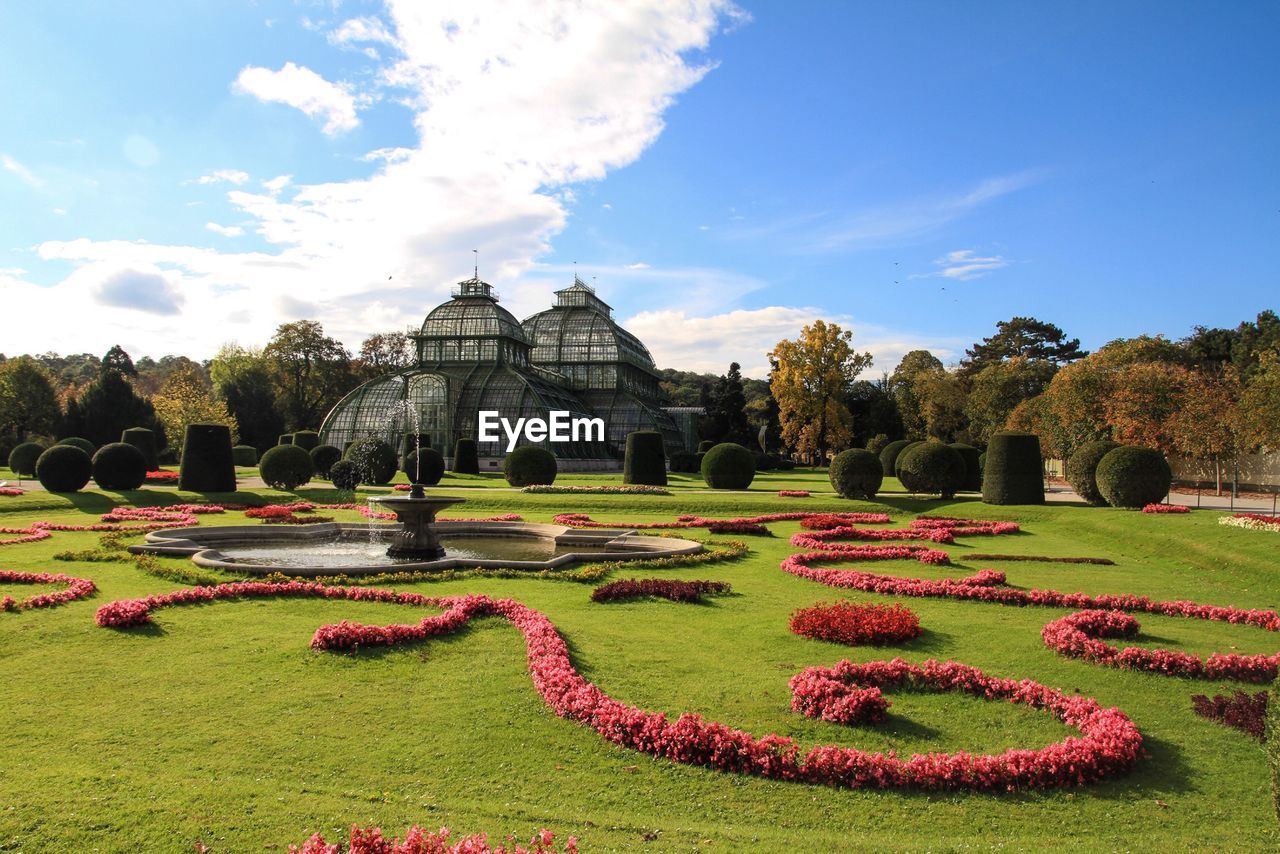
left=330, top=15, right=400, bottom=49
left=52, top=208, right=66, bottom=216
left=262, top=174, right=292, bottom=194
left=206, top=222, right=244, bottom=238
left=2, top=154, right=44, bottom=189
left=192, top=169, right=250, bottom=186
left=234, top=62, right=361, bottom=135
left=360, top=147, right=412, bottom=163
left=625, top=262, right=650, bottom=270
left=934, top=248, right=1009, bottom=280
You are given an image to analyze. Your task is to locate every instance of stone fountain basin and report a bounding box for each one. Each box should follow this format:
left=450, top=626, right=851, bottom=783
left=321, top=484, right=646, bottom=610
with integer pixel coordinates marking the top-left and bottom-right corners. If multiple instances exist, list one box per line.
left=128, top=521, right=704, bottom=577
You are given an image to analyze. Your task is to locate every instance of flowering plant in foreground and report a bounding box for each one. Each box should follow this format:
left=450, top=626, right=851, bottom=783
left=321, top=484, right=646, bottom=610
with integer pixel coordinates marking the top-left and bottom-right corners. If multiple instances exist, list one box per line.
left=290, top=824, right=576, bottom=853
left=0, top=570, right=96, bottom=611
left=590, top=578, right=731, bottom=603
left=790, top=601, right=921, bottom=646
left=777, top=490, right=810, bottom=497
left=0, top=487, right=23, bottom=496
left=524, top=484, right=671, bottom=495
left=1190, top=690, right=1268, bottom=740
left=1219, top=513, right=1280, bottom=532
left=96, top=584, right=1143, bottom=791
left=144, top=470, right=179, bottom=483
left=1142, top=503, right=1189, bottom=514
left=1, top=504, right=225, bottom=547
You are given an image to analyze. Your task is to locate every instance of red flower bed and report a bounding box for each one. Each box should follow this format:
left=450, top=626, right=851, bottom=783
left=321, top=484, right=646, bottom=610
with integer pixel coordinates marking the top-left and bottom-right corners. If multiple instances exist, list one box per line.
left=777, top=490, right=810, bottom=497
left=790, top=601, right=921, bottom=646
left=144, top=470, right=179, bottom=484
left=1190, top=690, right=1268, bottom=740
left=0, top=487, right=23, bottom=496
left=1142, top=503, right=1189, bottom=514
left=0, top=570, right=96, bottom=611
left=591, top=578, right=731, bottom=603
left=96, top=585, right=1143, bottom=791
left=555, top=511, right=891, bottom=532
left=1, top=504, right=226, bottom=547
left=246, top=505, right=299, bottom=520
left=290, top=825, right=575, bottom=854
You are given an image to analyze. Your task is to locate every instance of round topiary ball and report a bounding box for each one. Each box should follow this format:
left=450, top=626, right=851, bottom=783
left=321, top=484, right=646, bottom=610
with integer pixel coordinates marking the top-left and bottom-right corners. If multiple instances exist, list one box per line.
left=8, top=442, right=46, bottom=477
left=232, top=445, right=258, bottom=467
left=1095, top=446, right=1172, bottom=509
left=1066, top=440, right=1122, bottom=506
left=310, top=444, right=342, bottom=478
left=981, top=432, right=1044, bottom=505
left=56, top=436, right=96, bottom=455
left=91, top=442, right=147, bottom=490
left=669, top=450, right=699, bottom=473
left=504, top=445, right=557, bottom=486
left=879, top=439, right=912, bottom=477
left=121, top=427, right=159, bottom=471
left=259, top=444, right=315, bottom=490
left=452, top=437, right=479, bottom=475
left=36, top=445, right=92, bottom=493
left=623, top=431, right=667, bottom=486
left=404, top=447, right=445, bottom=485
left=829, top=448, right=884, bottom=500
left=344, top=438, right=399, bottom=485
left=328, top=459, right=361, bottom=491
left=896, top=442, right=966, bottom=498
left=701, top=442, right=755, bottom=490
left=949, top=443, right=983, bottom=492
left=893, top=441, right=925, bottom=481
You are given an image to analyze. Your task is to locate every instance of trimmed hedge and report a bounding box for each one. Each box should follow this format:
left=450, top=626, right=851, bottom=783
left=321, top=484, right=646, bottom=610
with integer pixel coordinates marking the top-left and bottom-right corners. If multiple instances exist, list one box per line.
left=344, top=438, right=399, bottom=486
left=8, top=442, right=45, bottom=477
left=829, top=448, right=883, bottom=500
left=1066, top=440, right=1122, bottom=506
left=669, top=450, right=700, bottom=473
left=404, top=447, right=445, bottom=485
left=179, top=423, right=237, bottom=492
left=981, top=432, right=1044, bottom=505
left=278, top=434, right=294, bottom=446
left=865, top=434, right=891, bottom=456
left=291, top=430, right=319, bottom=451
left=503, top=445, right=557, bottom=487
left=452, top=437, right=479, bottom=475
left=328, top=459, right=360, bottom=491
left=56, top=436, right=96, bottom=455
left=893, top=441, right=925, bottom=481
left=879, top=439, right=912, bottom=477
left=949, top=442, right=983, bottom=492
left=701, top=442, right=755, bottom=490
left=36, top=445, right=92, bottom=493
left=401, top=433, right=432, bottom=470
left=897, top=442, right=966, bottom=498
left=91, top=442, right=147, bottom=490
left=259, top=444, right=314, bottom=490
left=310, top=444, right=342, bottom=478
left=121, top=427, right=159, bottom=471
left=623, top=431, right=667, bottom=486
left=697, top=440, right=715, bottom=454
left=1095, top=446, right=1172, bottom=509
left=232, top=445, right=259, bottom=467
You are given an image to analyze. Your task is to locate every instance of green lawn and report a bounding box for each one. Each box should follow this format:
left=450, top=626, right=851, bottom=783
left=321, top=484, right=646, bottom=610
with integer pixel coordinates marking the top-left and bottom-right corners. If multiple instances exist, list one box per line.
left=0, top=472, right=1276, bottom=850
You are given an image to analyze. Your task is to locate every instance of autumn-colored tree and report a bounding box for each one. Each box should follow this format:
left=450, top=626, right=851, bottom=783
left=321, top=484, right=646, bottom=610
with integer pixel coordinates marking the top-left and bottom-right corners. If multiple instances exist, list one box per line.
left=769, top=320, right=872, bottom=463
left=1168, top=368, right=1246, bottom=494
left=1103, top=361, right=1191, bottom=453
left=964, top=357, right=1057, bottom=445
left=357, top=332, right=415, bottom=379
left=152, top=365, right=238, bottom=455
left=912, top=369, right=968, bottom=442
left=1238, top=351, right=1280, bottom=451
left=1005, top=394, right=1069, bottom=458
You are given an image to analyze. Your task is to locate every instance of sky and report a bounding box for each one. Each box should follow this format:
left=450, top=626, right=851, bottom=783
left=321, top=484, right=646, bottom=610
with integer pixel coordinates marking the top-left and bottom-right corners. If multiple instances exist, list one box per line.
left=1, top=0, right=1277, bottom=379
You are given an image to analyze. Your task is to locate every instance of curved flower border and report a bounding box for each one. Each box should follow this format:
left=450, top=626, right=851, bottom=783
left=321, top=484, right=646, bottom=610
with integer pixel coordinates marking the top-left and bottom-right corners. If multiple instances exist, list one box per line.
left=0, top=569, right=96, bottom=612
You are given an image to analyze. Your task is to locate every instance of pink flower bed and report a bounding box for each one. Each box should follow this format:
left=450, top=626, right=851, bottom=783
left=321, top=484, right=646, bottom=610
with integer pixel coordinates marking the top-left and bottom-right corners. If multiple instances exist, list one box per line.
left=790, top=601, right=921, bottom=646
left=0, top=570, right=96, bottom=611
left=0, top=487, right=23, bottom=496
left=291, top=825, right=575, bottom=854
left=1, top=503, right=226, bottom=547
left=1142, top=503, right=1189, bottom=514
left=777, top=490, right=810, bottom=497
left=554, top=511, right=891, bottom=532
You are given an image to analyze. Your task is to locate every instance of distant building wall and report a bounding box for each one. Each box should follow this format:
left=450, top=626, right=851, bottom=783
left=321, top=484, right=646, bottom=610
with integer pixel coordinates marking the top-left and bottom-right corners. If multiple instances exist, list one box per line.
left=1168, top=452, right=1280, bottom=491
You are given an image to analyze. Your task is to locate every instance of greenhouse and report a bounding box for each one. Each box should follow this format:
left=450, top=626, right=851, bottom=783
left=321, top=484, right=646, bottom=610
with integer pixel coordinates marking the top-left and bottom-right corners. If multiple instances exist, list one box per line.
left=319, top=275, right=686, bottom=468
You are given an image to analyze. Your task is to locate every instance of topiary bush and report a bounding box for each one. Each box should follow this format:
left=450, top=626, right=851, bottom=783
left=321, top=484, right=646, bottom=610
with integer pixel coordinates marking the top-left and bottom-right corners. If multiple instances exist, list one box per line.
left=982, top=432, right=1044, bottom=505
left=893, top=442, right=925, bottom=481
left=344, top=438, right=398, bottom=486
left=623, top=431, right=667, bottom=486
left=669, top=450, right=699, bottom=473
left=879, top=439, right=912, bottom=477
left=503, top=445, right=557, bottom=487
left=259, top=444, right=315, bottom=490
left=1095, top=446, right=1172, bottom=509
left=310, top=444, right=342, bottom=478
left=291, top=430, right=319, bottom=451
left=91, top=442, right=147, bottom=490
left=697, top=440, right=715, bottom=454
left=328, top=459, right=360, bottom=491
left=1066, top=440, right=1122, bottom=506
left=865, top=434, right=891, bottom=456
left=701, top=442, right=755, bottom=490
left=121, top=427, right=159, bottom=471
left=897, top=442, right=966, bottom=498
left=179, top=423, right=237, bottom=492
left=401, top=433, right=431, bottom=470
left=36, top=445, right=92, bottom=493
left=8, top=442, right=45, bottom=477
left=949, top=443, right=982, bottom=492
left=56, top=436, right=96, bottom=455
left=452, top=437, right=479, bottom=475
left=829, top=448, right=883, bottom=500
left=278, top=434, right=294, bottom=446
left=754, top=452, right=785, bottom=471
left=404, top=447, right=445, bottom=485
left=232, top=445, right=258, bottom=467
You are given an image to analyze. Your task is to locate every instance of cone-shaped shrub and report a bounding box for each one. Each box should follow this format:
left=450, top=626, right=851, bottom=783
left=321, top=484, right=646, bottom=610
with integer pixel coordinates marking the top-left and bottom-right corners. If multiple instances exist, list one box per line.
left=328, top=459, right=360, bottom=491
left=278, top=434, right=294, bottom=446
left=343, top=438, right=398, bottom=486
left=404, top=447, right=445, bottom=485
left=36, top=445, right=92, bottom=492
left=981, top=432, right=1044, bottom=505
left=701, top=442, right=755, bottom=490
left=1095, top=446, right=1172, bottom=509
left=504, top=445, right=557, bottom=486
left=1066, top=440, right=1122, bottom=506
left=8, top=442, right=45, bottom=477
left=452, top=437, right=479, bottom=474
left=179, top=423, right=237, bottom=492
left=291, top=430, right=319, bottom=451
left=259, top=444, right=314, bottom=490
left=623, top=431, right=667, bottom=486
left=897, top=442, right=966, bottom=498
left=879, top=439, right=912, bottom=477
left=949, top=442, right=983, bottom=492
left=121, top=427, right=159, bottom=471
left=232, top=445, right=258, bottom=467
left=697, top=440, right=715, bottom=454
left=310, top=444, right=342, bottom=477
left=91, top=442, right=147, bottom=490
left=56, top=436, right=96, bottom=455
left=669, top=450, right=699, bottom=473
left=829, top=448, right=883, bottom=500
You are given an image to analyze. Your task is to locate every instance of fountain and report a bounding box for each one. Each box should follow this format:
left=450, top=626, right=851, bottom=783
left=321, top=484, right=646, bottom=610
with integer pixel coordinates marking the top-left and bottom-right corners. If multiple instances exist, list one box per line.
left=367, top=482, right=465, bottom=560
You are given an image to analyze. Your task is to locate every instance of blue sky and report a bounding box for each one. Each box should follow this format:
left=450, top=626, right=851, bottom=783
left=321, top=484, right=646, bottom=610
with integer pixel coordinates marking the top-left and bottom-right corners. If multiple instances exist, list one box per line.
left=1, top=1, right=1276, bottom=377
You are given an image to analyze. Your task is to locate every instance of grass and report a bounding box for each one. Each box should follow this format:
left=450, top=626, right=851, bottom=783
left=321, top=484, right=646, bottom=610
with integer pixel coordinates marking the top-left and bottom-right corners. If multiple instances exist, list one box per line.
left=0, top=471, right=1277, bottom=850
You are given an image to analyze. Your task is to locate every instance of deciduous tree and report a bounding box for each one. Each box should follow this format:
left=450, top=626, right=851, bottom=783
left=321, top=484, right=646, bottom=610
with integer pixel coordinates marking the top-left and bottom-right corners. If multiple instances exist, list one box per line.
left=0, top=356, right=61, bottom=442
left=263, top=321, right=353, bottom=431
left=769, top=320, right=872, bottom=463
left=152, top=364, right=239, bottom=455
